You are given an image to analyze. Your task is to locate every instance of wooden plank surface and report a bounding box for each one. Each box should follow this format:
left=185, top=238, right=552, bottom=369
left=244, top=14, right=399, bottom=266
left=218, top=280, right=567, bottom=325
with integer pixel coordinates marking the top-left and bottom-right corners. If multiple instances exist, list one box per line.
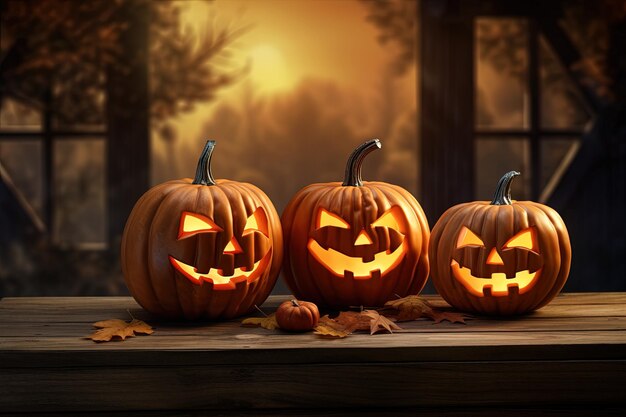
left=1, top=293, right=625, bottom=415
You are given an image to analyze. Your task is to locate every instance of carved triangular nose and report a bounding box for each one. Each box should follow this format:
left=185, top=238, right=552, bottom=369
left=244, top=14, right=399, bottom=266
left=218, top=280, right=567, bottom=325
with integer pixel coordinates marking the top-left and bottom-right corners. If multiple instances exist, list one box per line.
left=354, top=230, right=373, bottom=246
left=486, top=248, right=504, bottom=265
left=223, top=237, right=243, bottom=254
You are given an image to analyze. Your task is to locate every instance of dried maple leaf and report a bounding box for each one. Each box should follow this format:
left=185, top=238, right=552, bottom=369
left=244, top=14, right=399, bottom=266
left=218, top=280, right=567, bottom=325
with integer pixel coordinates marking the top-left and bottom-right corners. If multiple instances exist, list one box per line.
left=313, top=310, right=400, bottom=337
left=241, top=313, right=279, bottom=330
left=87, top=319, right=153, bottom=342
left=384, top=295, right=470, bottom=324
left=362, top=310, right=401, bottom=335
left=314, top=316, right=352, bottom=338
left=428, top=310, right=468, bottom=324
left=332, top=311, right=372, bottom=333
left=384, top=295, right=433, bottom=321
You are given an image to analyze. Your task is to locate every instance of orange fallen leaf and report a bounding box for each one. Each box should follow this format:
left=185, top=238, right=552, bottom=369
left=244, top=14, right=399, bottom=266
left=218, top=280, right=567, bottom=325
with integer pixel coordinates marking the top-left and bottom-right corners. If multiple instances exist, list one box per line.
left=429, top=310, right=468, bottom=324
left=384, top=295, right=433, bottom=321
left=241, top=313, right=279, bottom=330
left=313, top=310, right=401, bottom=338
left=362, top=310, right=401, bottom=335
left=87, top=319, right=153, bottom=342
left=384, top=295, right=470, bottom=324
left=314, top=316, right=352, bottom=338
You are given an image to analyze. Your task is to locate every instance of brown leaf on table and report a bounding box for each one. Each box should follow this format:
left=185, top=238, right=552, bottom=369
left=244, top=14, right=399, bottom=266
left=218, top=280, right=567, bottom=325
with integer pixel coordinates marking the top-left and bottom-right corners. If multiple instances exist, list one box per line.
left=384, top=295, right=433, bottom=321
left=332, top=311, right=372, bottom=333
left=87, top=319, right=153, bottom=342
left=427, top=310, right=468, bottom=324
left=314, top=310, right=400, bottom=337
left=314, top=315, right=353, bottom=338
left=362, top=310, right=402, bottom=335
left=241, top=313, right=279, bottom=330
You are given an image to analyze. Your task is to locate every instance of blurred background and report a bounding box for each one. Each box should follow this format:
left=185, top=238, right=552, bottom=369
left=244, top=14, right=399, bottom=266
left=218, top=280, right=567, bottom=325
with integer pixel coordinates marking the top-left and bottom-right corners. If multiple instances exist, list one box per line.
left=0, top=0, right=624, bottom=296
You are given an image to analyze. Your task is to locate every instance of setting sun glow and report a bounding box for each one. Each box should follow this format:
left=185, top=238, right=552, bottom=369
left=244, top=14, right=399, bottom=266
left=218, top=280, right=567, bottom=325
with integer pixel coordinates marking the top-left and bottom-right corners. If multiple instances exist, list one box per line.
left=248, top=44, right=293, bottom=92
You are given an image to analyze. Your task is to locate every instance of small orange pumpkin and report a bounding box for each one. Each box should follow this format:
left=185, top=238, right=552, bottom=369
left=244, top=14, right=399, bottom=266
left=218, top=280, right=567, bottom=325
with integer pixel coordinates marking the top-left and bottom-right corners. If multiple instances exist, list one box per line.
left=121, top=140, right=283, bottom=320
left=281, top=139, right=430, bottom=308
left=275, top=299, right=320, bottom=332
left=429, top=171, right=571, bottom=315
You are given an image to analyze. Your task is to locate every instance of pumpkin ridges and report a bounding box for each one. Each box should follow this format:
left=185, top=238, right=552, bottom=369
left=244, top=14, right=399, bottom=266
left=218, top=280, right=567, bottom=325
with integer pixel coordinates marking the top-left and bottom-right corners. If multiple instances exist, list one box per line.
left=148, top=185, right=197, bottom=318
left=122, top=181, right=182, bottom=315
left=526, top=202, right=570, bottom=310
left=243, top=181, right=282, bottom=312
left=377, top=181, right=430, bottom=297
left=222, top=181, right=281, bottom=317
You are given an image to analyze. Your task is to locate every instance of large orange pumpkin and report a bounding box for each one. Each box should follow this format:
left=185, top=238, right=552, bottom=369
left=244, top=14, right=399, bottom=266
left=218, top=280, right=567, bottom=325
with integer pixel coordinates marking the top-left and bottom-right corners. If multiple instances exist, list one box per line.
left=429, top=171, right=571, bottom=315
left=121, top=140, right=283, bottom=320
left=281, top=139, right=430, bottom=308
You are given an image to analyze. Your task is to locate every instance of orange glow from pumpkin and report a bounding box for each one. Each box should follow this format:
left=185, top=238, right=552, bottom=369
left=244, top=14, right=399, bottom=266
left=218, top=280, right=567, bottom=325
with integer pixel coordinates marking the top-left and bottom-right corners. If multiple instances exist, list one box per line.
left=504, top=227, right=537, bottom=252
left=451, top=260, right=540, bottom=297
left=244, top=207, right=270, bottom=237
left=169, top=250, right=271, bottom=290
left=223, top=237, right=243, bottom=254
left=308, top=239, right=407, bottom=279
left=354, top=230, right=373, bottom=246
left=486, top=248, right=504, bottom=265
left=317, top=208, right=350, bottom=230
left=178, top=211, right=223, bottom=239
left=456, top=227, right=485, bottom=248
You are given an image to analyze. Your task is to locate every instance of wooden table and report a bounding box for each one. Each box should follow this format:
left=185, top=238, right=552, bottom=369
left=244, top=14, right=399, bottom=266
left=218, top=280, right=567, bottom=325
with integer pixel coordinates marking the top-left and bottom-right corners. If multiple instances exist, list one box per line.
left=1, top=293, right=625, bottom=416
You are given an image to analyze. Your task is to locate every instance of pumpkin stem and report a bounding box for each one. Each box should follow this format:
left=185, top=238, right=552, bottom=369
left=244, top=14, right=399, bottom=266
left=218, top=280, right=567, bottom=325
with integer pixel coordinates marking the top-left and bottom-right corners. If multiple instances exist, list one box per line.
left=193, top=140, right=217, bottom=186
left=342, top=139, right=381, bottom=187
left=291, top=299, right=300, bottom=307
left=491, top=171, right=521, bottom=205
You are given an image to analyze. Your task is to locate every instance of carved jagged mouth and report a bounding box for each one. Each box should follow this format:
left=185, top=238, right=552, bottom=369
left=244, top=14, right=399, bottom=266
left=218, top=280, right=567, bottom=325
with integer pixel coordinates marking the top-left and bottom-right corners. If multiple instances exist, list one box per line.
left=169, top=250, right=271, bottom=290
left=307, top=239, right=407, bottom=280
left=451, top=260, right=540, bottom=297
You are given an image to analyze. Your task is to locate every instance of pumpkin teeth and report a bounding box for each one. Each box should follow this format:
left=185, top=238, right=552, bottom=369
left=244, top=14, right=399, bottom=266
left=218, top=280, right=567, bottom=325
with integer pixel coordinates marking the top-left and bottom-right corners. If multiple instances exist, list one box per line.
left=450, top=260, right=540, bottom=297
left=307, top=239, right=407, bottom=279
left=168, top=250, right=272, bottom=289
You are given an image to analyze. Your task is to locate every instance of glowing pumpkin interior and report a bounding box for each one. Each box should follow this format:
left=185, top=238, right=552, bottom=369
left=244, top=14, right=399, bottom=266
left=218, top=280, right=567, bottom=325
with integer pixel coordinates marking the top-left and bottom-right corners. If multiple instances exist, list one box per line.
left=451, top=226, right=541, bottom=297
left=306, top=207, right=408, bottom=280
left=168, top=208, right=271, bottom=290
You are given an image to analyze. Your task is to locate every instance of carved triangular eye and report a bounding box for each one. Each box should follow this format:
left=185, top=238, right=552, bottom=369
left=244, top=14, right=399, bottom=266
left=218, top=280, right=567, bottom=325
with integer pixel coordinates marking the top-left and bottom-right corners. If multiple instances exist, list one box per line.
left=504, top=228, right=536, bottom=251
left=456, top=227, right=485, bottom=248
left=317, top=208, right=350, bottom=230
left=243, top=208, right=269, bottom=237
left=371, top=207, right=403, bottom=232
left=178, top=212, right=222, bottom=240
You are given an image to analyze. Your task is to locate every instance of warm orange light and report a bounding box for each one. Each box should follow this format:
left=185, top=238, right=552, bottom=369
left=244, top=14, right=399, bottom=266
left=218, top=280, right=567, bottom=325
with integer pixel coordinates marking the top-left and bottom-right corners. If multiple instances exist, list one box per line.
left=317, top=208, right=350, bottom=230
left=354, top=230, right=373, bottom=246
left=243, top=207, right=269, bottom=237
left=308, top=239, right=407, bottom=279
left=504, top=227, right=537, bottom=252
left=451, top=260, right=540, bottom=297
left=169, top=250, right=271, bottom=290
left=223, top=237, right=243, bottom=254
left=486, top=248, right=504, bottom=265
left=178, top=211, right=222, bottom=239
left=456, top=227, right=484, bottom=248
left=371, top=207, right=404, bottom=232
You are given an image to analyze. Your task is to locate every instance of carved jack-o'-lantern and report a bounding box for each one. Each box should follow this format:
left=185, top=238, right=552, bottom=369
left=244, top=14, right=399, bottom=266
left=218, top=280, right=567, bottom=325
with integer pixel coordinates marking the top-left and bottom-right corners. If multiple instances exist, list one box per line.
left=430, top=171, right=571, bottom=315
left=281, top=139, right=430, bottom=308
left=121, top=140, right=282, bottom=320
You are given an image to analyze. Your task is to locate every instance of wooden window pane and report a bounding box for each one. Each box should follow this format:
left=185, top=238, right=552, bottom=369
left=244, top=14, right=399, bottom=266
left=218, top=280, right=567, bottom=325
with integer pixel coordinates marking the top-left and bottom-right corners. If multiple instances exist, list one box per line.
left=475, top=137, right=531, bottom=200
left=0, top=140, right=44, bottom=218
left=539, top=36, right=591, bottom=129
left=53, top=139, right=106, bottom=249
left=539, top=138, right=581, bottom=202
left=475, top=18, right=528, bottom=130
left=0, top=99, right=42, bottom=130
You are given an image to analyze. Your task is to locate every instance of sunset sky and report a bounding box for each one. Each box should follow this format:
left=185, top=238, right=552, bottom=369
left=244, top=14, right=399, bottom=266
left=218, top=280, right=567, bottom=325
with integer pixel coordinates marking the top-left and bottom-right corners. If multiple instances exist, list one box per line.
left=171, top=0, right=416, bottom=144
